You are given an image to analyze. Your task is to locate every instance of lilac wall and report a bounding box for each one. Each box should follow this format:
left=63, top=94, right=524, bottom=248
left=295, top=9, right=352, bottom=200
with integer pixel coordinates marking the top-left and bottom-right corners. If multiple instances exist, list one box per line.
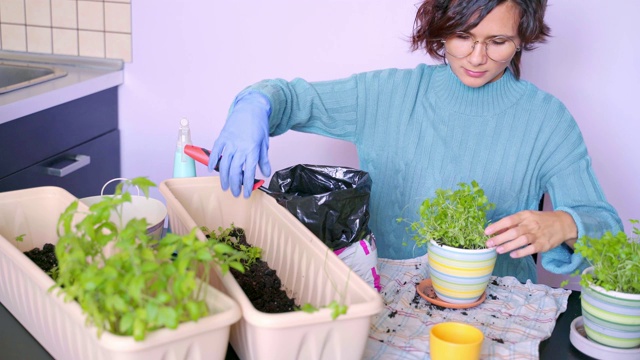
left=120, top=1, right=639, bottom=287
left=521, top=1, right=639, bottom=232
left=521, top=1, right=640, bottom=288
left=121, top=0, right=425, bottom=200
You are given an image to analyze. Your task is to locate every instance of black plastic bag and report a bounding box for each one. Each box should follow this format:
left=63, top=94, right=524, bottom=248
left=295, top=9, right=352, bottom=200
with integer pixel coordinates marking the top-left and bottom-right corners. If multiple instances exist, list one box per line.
left=266, top=164, right=372, bottom=251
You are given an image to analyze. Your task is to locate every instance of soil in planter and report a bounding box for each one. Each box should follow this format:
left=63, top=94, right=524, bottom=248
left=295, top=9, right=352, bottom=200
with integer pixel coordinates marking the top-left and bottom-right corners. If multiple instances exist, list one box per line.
left=212, top=227, right=297, bottom=314
left=22, top=228, right=298, bottom=314
left=23, top=243, right=57, bottom=274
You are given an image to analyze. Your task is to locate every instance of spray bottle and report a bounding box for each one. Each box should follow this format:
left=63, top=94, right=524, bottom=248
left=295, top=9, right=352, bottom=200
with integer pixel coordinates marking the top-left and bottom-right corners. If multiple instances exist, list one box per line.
left=173, top=117, right=197, bottom=178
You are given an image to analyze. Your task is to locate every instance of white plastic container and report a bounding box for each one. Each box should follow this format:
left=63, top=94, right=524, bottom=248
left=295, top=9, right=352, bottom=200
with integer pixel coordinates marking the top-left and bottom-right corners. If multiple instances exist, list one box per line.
left=159, top=176, right=384, bottom=360
left=173, top=117, right=197, bottom=178
left=0, top=186, right=241, bottom=360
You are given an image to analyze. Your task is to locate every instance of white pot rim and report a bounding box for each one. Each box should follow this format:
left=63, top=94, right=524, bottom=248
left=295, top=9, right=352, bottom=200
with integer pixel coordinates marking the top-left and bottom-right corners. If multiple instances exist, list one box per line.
left=428, top=239, right=496, bottom=254
left=582, top=266, right=640, bottom=300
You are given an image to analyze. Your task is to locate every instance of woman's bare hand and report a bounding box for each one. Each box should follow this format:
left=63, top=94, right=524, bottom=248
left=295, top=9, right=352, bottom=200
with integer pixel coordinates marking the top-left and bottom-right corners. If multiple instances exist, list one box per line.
left=484, top=210, right=578, bottom=258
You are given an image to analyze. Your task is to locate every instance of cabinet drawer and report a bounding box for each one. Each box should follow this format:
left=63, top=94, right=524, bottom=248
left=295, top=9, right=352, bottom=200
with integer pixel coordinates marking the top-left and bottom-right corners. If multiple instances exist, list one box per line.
left=0, top=88, right=118, bottom=179
left=0, top=130, right=120, bottom=198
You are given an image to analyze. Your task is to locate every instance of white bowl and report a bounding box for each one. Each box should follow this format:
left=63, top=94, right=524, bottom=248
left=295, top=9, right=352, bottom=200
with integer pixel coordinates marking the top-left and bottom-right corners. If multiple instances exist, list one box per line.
left=80, top=195, right=167, bottom=240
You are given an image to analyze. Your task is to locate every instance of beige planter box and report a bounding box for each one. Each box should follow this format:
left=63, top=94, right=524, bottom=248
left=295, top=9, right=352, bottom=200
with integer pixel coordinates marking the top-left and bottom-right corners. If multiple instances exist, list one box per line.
left=160, top=176, right=383, bottom=360
left=0, top=186, right=240, bottom=360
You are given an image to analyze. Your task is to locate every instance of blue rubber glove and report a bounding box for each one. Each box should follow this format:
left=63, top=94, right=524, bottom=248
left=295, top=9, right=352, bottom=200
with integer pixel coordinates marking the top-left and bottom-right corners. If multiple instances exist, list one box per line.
left=210, top=91, right=272, bottom=198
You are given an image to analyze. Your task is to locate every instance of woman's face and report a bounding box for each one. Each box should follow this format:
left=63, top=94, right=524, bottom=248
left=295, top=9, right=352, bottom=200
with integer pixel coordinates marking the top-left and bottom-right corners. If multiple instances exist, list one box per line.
left=445, top=2, right=522, bottom=88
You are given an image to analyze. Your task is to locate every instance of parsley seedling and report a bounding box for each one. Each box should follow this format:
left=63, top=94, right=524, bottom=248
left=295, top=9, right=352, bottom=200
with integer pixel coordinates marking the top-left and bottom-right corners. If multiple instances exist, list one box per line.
left=569, top=219, right=640, bottom=294
left=398, top=180, right=495, bottom=249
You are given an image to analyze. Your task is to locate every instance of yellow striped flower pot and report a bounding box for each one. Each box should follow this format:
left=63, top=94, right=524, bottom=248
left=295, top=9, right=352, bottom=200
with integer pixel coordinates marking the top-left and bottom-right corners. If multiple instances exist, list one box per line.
left=427, top=240, right=497, bottom=304
left=580, top=267, right=640, bottom=349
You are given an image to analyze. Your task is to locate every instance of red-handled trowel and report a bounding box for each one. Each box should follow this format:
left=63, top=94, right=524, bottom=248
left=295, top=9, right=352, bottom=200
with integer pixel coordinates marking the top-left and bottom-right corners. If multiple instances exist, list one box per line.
left=183, top=144, right=265, bottom=191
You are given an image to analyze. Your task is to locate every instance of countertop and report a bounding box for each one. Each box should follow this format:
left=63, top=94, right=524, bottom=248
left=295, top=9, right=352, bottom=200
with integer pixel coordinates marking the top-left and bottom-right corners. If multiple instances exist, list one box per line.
left=0, top=50, right=124, bottom=126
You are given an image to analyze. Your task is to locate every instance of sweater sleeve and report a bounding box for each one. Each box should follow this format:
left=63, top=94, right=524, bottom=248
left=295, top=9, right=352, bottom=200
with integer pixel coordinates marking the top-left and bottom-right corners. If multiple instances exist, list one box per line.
left=538, top=104, right=622, bottom=275
left=236, top=75, right=362, bottom=142
left=234, top=65, right=431, bottom=145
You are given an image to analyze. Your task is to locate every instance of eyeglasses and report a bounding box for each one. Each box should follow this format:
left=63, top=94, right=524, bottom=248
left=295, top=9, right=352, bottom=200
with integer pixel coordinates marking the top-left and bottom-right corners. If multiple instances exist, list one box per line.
left=441, top=32, right=521, bottom=63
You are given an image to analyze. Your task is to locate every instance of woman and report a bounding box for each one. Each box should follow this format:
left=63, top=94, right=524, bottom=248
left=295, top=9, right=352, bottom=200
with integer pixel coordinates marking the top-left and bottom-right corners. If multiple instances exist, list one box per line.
left=209, top=0, right=621, bottom=283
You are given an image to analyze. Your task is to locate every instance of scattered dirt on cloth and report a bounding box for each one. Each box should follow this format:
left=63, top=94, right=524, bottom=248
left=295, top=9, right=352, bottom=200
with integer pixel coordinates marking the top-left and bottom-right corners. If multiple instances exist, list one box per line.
left=411, top=288, right=423, bottom=306
left=23, top=243, right=57, bottom=274
left=226, top=228, right=296, bottom=314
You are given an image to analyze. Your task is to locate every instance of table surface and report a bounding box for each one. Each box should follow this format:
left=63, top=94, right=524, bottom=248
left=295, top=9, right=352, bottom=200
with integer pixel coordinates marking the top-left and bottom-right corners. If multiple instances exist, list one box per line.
left=0, top=290, right=593, bottom=359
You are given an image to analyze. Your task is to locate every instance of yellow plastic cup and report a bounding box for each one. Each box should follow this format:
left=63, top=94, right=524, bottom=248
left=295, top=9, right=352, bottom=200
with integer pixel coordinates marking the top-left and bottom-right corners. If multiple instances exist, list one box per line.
left=430, top=322, right=484, bottom=360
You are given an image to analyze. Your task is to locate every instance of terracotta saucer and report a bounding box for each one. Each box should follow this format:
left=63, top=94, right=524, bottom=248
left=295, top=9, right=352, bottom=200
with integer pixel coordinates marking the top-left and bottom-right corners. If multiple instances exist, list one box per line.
left=416, top=278, right=486, bottom=309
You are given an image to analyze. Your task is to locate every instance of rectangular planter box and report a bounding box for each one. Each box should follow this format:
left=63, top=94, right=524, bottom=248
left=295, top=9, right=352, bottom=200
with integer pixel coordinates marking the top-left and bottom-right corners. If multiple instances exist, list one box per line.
left=159, top=177, right=383, bottom=360
left=0, top=186, right=240, bottom=360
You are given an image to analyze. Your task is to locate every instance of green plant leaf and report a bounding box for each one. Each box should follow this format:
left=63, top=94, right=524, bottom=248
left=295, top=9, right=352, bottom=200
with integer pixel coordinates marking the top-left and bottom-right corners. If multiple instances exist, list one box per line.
left=145, top=303, right=159, bottom=322
left=119, top=313, right=134, bottom=334
left=573, top=219, right=640, bottom=294
left=401, top=181, right=494, bottom=249
left=158, top=306, right=178, bottom=329
left=50, top=177, right=265, bottom=341
left=141, top=261, right=159, bottom=273
left=133, top=317, right=146, bottom=341
left=185, top=301, right=200, bottom=321
left=228, top=261, right=246, bottom=273
left=298, top=303, right=319, bottom=314
left=196, top=248, right=213, bottom=261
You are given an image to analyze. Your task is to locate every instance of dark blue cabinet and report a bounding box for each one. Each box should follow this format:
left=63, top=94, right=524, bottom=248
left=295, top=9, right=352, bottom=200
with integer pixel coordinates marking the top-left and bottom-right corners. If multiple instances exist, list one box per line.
left=0, top=87, right=121, bottom=197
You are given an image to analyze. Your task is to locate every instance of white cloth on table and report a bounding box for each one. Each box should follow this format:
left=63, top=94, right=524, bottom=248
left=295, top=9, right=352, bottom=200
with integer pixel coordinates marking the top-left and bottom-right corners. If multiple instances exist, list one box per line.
left=364, top=254, right=571, bottom=360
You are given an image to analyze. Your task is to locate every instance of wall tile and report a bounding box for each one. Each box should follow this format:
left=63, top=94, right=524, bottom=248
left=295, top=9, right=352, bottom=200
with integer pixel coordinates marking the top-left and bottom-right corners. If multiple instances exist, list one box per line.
left=25, top=0, right=52, bottom=27
left=0, top=0, right=25, bottom=24
left=1, top=0, right=132, bottom=62
left=79, top=30, right=104, bottom=58
left=51, top=0, right=77, bottom=29
left=106, top=32, right=130, bottom=62
left=53, top=28, right=78, bottom=56
left=27, top=26, right=52, bottom=53
left=105, top=2, right=130, bottom=33
left=1, top=24, right=27, bottom=51
left=78, top=1, right=104, bottom=31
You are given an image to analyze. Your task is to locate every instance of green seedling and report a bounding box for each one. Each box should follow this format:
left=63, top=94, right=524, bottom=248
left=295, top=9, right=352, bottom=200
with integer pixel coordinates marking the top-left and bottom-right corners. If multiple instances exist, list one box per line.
left=296, top=248, right=350, bottom=320
left=398, top=180, right=495, bottom=249
left=201, top=226, right=262, bottom=269
left=298, top=300, right=348, bottom=320
left=53, top=177, right=249, bottom=341
left=202, top=226, right=350, bottom=320
left=562, top=219, right=640, bottom=294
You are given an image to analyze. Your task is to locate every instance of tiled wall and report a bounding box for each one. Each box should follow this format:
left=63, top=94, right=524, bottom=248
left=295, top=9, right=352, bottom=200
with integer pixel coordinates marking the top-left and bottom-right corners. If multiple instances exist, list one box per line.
left=0, top=0, right=132, bottom=62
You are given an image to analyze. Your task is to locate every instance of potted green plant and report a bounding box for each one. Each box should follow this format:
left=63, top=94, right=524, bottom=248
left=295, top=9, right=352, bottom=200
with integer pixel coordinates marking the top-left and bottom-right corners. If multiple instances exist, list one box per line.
left=0, top=179, right=245, bottom=360
left=572, top=219, right=640, bottom=349
left=401, top=180, right=497, bottom=305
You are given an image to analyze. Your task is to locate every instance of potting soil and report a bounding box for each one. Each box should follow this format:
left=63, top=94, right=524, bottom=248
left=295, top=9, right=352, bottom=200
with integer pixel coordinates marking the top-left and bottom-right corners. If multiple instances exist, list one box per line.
left=217, top=228, right=297, bottom=314
left=23, top=243, right=57, bottom=273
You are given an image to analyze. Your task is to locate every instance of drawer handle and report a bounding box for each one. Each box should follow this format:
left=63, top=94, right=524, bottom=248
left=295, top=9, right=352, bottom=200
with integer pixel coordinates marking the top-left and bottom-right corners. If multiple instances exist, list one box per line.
left=43, top=154, right=91, bottom=177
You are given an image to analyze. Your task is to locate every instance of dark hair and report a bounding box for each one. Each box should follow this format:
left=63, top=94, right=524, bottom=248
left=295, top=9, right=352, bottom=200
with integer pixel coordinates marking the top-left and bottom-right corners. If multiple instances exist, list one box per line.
left=411, top=0, right=551, bottom=79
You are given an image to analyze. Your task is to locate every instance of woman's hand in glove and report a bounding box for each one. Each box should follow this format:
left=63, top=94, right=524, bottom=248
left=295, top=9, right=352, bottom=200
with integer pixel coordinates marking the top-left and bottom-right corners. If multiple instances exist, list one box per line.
left=210, top=91, right=272, bottom=198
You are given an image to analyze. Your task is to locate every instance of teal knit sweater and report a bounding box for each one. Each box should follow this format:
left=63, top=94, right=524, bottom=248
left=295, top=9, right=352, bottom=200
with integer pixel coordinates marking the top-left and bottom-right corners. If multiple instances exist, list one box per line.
left=242, top=64, right=622, bottom=283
